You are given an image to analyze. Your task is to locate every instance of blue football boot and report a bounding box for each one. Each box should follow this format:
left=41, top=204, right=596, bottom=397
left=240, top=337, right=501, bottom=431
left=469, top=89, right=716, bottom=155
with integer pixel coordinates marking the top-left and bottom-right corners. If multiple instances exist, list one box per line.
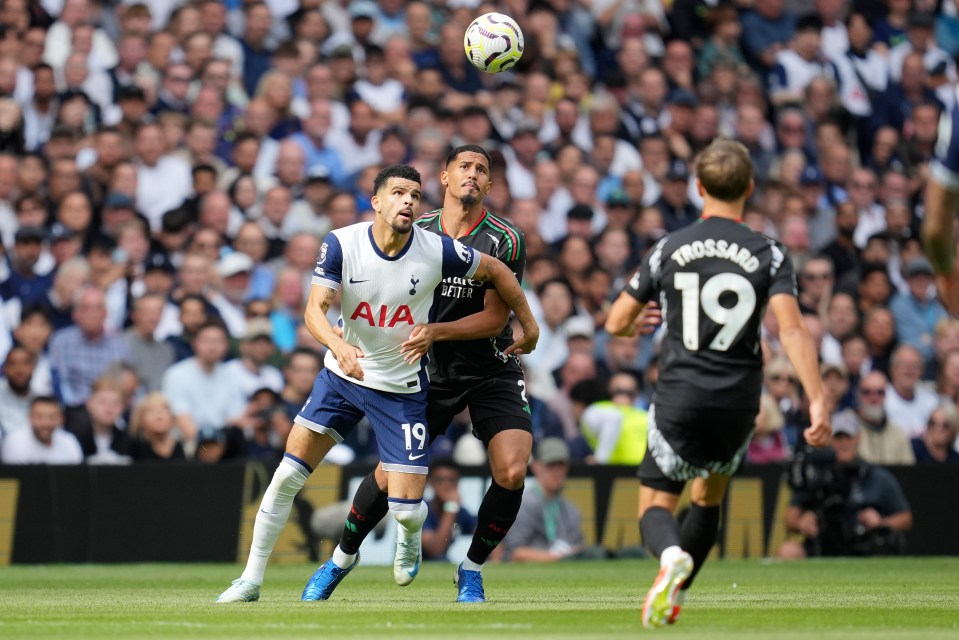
left=301, top=553, right=360, bottom=601
left=454, top=563, right=486, bottom=603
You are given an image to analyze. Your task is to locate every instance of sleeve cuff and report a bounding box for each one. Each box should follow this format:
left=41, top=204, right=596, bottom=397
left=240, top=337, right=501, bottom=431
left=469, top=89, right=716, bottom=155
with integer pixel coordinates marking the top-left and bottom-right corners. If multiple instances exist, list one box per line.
left=311, top=276, right=341, bottom=290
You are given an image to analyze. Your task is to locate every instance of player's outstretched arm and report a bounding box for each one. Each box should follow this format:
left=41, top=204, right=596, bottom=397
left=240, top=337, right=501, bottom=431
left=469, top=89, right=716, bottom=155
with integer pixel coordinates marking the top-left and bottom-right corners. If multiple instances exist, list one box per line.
left=400, top=290, right=509, bottom=364
left=605, top=295, right=662, bottom=337
left=768, top=293, right=831, bottom=447
left=304, top=285, right=365, bottom=380
left=472, top=253, right=539, bottom=356
left=922, top=179, right=959, bottom=315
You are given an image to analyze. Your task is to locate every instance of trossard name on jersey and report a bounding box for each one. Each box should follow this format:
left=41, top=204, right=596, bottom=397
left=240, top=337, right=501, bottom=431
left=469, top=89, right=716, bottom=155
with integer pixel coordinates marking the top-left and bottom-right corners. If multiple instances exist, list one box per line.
left=670, top=238, right=760, bottom=273
left=441, top=275, right=482, bottom=299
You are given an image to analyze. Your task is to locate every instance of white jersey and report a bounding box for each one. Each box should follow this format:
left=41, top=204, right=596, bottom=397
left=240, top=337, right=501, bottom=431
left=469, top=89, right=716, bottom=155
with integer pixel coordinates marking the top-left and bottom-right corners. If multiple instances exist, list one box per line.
left=312, top=222, right=480, bottom=394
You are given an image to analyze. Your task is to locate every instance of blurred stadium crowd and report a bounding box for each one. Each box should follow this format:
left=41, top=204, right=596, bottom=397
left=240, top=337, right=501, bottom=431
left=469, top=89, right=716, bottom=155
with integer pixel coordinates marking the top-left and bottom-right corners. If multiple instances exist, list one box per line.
left=0, top=0, right=956, bottom=471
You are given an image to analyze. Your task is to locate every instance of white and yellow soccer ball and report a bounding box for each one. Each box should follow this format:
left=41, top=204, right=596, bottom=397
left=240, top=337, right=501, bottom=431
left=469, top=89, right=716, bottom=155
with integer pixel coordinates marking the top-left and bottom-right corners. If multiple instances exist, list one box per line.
left=463, top=12, right=524, bottom=74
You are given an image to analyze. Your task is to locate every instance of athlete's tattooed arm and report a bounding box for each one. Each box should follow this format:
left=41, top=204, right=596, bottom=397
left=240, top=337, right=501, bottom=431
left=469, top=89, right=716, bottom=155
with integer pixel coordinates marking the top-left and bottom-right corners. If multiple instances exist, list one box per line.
left=471, top=253, right=539, bottom=356
left=401, top=289, right=509, bottom=364
left=304, top=284, right=365, bottom=380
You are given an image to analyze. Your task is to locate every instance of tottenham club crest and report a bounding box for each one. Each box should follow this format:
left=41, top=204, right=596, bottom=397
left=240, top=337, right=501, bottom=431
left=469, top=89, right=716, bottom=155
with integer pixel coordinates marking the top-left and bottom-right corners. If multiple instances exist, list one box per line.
left=409, top=275, right=420, bottom=295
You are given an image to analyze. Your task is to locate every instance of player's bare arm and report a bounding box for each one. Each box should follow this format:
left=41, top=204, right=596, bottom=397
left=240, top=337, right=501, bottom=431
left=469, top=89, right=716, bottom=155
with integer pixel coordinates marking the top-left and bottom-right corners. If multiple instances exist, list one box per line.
left=603, top=292, right=664, bottom=337
left=768, top=292, right=831, bottom=447
left=922, top=179, right=959, bottom=314
left=304, top=285, right=365, bottom=380
left=470, top=253, right=539, bottom=355
left=401, top=289, right=509, bottom=364
left=606, top=291, right=643, bottom=336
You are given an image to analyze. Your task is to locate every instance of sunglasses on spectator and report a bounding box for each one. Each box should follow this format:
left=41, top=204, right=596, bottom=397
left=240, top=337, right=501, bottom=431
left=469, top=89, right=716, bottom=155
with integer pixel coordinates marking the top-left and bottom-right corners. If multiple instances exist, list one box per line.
left=802, top=272, right=832, bottom=281
left=860, top=387, right=885, bottom=397
left=768, top=374, right=797, bottom=383
left=610, top=388, right=637, bottom=397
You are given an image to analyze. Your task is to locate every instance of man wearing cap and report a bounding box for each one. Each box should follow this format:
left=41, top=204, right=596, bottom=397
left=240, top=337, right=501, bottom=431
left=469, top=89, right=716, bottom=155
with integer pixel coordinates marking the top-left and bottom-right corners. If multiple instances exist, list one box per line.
left=890, top=256, right=946, bottom=361
left=500, top=437, right=585, bottom=562
left=209, top=252, right=255, bottom=338
left=1, top=226, right=53, bottom=306
left=100, top=192, right=139, bottom=238
left=221, top=318, right=284, bottom=400
left=655, top=160, right=698, bottom=232
left=780, top=411, right=912, bottom=559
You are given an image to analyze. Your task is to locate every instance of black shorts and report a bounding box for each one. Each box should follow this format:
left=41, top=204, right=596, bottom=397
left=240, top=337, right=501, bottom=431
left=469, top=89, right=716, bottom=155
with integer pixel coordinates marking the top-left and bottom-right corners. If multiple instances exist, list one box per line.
left=638, top=403, right=756, bottom=494
left=426, top=372, right=533, bottom=447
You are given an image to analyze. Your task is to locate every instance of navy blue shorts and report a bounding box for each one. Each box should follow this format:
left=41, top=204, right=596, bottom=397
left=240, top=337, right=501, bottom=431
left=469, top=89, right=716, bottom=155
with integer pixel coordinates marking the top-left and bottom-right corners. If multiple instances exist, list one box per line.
left=295, top=368, right=430, bottom=474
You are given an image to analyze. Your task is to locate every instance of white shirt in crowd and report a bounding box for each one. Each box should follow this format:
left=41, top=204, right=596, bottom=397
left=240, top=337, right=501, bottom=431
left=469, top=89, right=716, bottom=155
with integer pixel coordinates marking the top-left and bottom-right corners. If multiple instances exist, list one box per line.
left=0, top=427, right=83, bottom=465
left=884, top=383, right=939, bottom=438
left=135, top=156, right=193, bottom=231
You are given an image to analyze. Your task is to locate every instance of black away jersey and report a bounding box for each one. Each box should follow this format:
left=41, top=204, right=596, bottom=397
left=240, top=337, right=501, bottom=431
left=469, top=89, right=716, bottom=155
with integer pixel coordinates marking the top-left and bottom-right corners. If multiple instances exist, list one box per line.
left=625, top=217, right=797, bottom=411
left=415, top=208, right=526, bottom=382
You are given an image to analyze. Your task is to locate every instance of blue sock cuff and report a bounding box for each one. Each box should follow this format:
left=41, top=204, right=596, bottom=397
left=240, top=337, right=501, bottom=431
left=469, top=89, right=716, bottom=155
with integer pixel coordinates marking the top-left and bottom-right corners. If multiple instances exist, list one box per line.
left=283, top=452, right=313, bottom=476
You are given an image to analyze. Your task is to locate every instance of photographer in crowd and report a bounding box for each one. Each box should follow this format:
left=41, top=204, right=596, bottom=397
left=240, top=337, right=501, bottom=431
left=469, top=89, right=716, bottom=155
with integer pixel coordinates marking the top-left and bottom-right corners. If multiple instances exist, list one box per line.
left=778, top=411, right=912, bottom=559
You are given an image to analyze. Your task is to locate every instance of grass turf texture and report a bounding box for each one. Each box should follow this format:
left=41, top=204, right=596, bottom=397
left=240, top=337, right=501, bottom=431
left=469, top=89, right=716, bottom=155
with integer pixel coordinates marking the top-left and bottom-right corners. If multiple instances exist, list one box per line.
left=1, top=558, right=958, bottom=639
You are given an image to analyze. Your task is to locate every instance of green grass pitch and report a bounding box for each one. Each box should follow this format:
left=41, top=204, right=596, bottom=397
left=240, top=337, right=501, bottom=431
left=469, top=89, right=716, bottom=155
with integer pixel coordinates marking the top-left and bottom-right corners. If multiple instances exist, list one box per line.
left=1, top=558, right=958, bottom=639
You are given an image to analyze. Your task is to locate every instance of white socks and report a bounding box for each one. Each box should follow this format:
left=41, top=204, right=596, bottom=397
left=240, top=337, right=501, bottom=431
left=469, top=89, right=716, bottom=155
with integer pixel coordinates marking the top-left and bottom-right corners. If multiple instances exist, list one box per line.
left=332, top=545, right=356, bottom=569
left=660, top=545, right=684, bottom=568
left=240, top=455, right=311, bottom=585
left=388, top=498, right=427, bottom=539
left=462, top=558, right=483, bottom=572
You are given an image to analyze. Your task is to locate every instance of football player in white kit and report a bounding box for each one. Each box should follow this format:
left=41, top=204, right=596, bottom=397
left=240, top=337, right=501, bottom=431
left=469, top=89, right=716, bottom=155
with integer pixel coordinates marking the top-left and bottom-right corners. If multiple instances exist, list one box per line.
left=217, top=164, right=540, bottom=603
left=923, top=88, right=959, bottom=315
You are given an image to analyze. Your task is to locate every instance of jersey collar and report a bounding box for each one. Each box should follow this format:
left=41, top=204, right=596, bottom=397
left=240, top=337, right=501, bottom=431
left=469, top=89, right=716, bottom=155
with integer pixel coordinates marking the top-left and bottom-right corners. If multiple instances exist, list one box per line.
left=366, top=224, right=415, bottom=261
left=699, top=213, right=743, bottom=223
left=440, top=209, right=488, bottom=238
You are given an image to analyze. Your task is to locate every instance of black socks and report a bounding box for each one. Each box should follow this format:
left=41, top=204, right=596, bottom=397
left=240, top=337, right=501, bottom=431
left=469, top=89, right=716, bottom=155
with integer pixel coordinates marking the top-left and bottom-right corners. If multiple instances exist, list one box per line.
left=679, top=503, right=720, bottom=590
left=466, top=480, right=524, bottom=565
left=338, top=470, right=389, bottom=554
left=639, top=506, right=682, bottom=558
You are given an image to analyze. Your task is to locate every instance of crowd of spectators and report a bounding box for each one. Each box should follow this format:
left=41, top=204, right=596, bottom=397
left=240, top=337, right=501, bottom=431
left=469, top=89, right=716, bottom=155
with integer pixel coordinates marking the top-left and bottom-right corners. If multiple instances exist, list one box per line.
left=0, top=0, right=957, bottom=470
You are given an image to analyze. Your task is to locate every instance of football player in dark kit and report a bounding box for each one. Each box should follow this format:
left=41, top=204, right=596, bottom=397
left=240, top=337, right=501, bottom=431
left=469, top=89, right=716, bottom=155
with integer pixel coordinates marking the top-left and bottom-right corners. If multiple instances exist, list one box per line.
left=606, top=139, right=832, bottom=629
left=302, top=145, right=533, bottom=603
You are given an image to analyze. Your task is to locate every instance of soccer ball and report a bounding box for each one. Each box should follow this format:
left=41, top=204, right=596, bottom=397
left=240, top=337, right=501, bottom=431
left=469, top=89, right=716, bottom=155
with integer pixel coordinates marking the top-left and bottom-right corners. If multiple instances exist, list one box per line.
left=463, top=12, right=524, bottom=74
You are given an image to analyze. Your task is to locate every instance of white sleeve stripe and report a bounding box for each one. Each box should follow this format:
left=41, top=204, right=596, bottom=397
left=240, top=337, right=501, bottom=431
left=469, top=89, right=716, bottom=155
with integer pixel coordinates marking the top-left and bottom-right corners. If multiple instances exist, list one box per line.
left=311, top=276, right=341, bottom=289
left=464, top=249, right=480, bottom=279
left=382, top=462, right=429, bottom=474
left=930, top=161, right=959, bottom=192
